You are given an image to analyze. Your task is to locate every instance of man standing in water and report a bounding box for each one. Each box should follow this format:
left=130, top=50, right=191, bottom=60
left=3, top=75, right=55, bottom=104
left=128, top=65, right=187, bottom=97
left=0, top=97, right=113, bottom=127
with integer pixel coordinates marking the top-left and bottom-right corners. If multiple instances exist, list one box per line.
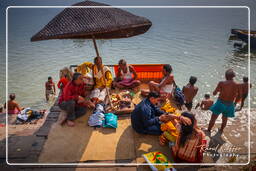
left=207, top=69, right=239, bottom=134
left=182, top=76, right=198, bottom=111
left=236, top=76, right=252, bottom=111
left=45, top=76, right=56, bottom=101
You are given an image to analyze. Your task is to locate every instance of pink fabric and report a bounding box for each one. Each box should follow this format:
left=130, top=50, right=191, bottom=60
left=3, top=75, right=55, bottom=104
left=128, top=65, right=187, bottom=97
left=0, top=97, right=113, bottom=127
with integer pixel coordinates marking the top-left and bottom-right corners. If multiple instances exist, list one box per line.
left=8, top=108, right=19, bottom=114
left=118, top=78, right=139, bottom=86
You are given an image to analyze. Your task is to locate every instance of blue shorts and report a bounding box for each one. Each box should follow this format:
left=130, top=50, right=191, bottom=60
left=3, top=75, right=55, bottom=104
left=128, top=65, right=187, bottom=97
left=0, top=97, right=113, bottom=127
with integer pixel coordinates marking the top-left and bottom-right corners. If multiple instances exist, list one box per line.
left=210, top=99, right=235, bottom=118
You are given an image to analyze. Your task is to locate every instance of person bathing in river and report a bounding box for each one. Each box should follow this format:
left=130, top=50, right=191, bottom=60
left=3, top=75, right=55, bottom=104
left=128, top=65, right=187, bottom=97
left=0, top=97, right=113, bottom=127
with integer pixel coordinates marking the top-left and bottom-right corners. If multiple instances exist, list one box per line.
left=195, top=94, right=214, bottom=110
left=45, top=76, right=56, bottom=101
left=58, top=72, right=95, bottom=127
left=4, top=93, right=23, bottom=114
left=112, top=59, right=141, bottom=89
left=90, top=57, right=113, bottom=105
left=182, top=76, right=198, bottom=111
left=235, top=76, right=252, bottom=111
left=207, top=69, right=240, bottom=134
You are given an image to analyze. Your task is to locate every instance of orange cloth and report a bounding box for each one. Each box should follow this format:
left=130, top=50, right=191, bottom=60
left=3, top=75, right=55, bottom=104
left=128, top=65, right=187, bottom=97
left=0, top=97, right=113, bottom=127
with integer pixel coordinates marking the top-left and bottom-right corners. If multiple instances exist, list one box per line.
left=114, top=64, right=164, bottom=80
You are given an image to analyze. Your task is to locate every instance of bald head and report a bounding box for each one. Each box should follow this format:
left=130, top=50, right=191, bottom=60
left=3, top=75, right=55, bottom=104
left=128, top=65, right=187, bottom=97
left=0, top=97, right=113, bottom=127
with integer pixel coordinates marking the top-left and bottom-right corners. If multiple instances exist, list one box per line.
left=225, top=69, right=236, bottom=80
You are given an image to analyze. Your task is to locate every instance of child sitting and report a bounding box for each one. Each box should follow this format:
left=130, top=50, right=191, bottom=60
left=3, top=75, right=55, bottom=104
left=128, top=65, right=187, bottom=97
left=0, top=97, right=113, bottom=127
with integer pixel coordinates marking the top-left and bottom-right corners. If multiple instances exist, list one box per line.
left=4, top=93, right=23, bottom=114
left=195, top=94, right=214, bottom=110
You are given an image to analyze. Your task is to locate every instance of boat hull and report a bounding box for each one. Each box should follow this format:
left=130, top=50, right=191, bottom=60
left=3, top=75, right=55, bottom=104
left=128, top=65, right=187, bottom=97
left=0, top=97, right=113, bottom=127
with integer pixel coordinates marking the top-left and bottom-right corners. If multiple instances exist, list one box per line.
left=231, top=29, right=256, bottom=49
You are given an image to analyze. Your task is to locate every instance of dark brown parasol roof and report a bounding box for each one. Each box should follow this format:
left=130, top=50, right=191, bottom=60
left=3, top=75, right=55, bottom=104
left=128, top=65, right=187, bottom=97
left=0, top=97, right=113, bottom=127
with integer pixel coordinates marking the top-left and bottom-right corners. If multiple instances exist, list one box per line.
left=31, top=1, right=152, bottom=41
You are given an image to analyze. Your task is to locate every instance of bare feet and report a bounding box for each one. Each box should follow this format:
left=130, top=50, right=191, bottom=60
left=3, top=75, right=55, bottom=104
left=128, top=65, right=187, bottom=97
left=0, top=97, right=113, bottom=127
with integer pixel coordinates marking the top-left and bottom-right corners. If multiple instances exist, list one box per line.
left=58, top=112, right=67, bottom=125
left=203, top=128, right=211, bottom=137
left=235, top=108, right=242, bottom=112
left=218, top=128, right=223, bottom=135
left=66, top=120, right=75, bottom=127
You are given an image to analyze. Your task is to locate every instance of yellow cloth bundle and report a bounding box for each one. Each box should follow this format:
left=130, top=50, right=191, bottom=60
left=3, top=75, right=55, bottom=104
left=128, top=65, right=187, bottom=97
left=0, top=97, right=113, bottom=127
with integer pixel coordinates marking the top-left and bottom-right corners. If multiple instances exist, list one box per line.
left=163, top=131, right=176, bottom=142
left=161, top=102, right=176, bottom=113
left=77, top=62, right=93, bottom=76
left=160, top=121, right=178, bottom=138
left=92, top=65, right=113, bottom=88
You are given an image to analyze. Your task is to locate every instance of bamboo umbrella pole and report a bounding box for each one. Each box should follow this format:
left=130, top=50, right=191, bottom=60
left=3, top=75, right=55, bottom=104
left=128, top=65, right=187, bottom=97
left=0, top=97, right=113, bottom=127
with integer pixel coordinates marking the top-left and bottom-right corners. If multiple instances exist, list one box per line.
left=92, top=36, right=114, bottom=109
left=92, top=36, right=100, bottom=57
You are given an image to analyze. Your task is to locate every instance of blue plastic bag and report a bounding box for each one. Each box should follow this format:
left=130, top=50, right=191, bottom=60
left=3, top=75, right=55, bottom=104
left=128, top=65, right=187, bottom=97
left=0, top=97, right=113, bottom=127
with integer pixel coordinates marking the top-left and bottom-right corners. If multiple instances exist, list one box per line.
left=174, top=86, right=185, bottom=105
left=103, top=113, right=118, bottom=128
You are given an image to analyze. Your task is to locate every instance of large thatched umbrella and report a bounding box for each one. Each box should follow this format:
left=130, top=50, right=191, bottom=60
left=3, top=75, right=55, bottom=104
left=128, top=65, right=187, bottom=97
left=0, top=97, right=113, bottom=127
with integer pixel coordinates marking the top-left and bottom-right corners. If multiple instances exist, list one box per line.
left=31, top=0, right=152, bottom=57
left=31, top=0, right=152, bottom=108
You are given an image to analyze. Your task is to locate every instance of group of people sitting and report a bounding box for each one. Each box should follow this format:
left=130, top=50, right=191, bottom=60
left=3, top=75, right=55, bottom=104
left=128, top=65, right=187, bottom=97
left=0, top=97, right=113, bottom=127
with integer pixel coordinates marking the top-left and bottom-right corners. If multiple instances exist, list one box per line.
left=52, top=55, right=249, bottom=162
left=56, top=56, right=179, bottom=126
left=2, top=56, right=250, bottom=163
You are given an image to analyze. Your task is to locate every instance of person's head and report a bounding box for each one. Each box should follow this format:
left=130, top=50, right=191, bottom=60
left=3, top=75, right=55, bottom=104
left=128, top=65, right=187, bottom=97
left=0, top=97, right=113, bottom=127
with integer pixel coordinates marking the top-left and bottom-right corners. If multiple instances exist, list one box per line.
left=204, top=94, right=210, bottom=99
left=48, top=76, right=52, bottom=82
left=60, top=67, right=72, bottom=80
left=148, top=92, right=161, bottom=105
left=163, top=64, right=172, bottom=76
left=118, top=59, right=127, bottom=70
left=72, top=72, right=83, bottom=85
left=243, top=76, right=248, bottom=83
left=94, top=56, right=102, bottom=66
left=9, top=93, right=16, bottom=101
left=189, top=76, right=197, bottom=85
left=179, top=112, right=196, bottom=147
left=225, top=69, right=236, bottom=80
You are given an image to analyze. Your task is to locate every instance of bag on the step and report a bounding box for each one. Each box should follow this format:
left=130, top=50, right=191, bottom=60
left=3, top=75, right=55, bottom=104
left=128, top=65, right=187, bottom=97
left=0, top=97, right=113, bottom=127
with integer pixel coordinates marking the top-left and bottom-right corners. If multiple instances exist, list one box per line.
left=17, top=108, right=32, bottom=122
left=103, top=113, right=117, bottom=128
left=173, top=86, right=185, bottom=106
left=142, top=151, right=176, bottom=171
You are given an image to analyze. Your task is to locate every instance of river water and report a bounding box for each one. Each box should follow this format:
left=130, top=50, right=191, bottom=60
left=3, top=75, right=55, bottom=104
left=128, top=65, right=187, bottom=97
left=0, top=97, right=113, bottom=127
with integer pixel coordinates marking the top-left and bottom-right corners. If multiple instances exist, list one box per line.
left=0, top=0, right=255, bottom=110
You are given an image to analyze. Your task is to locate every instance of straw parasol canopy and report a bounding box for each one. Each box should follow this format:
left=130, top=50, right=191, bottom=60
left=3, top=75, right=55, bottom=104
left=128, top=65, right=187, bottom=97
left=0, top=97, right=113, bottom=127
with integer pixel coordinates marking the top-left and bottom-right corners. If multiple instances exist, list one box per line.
left=31, top=1, right=152, bottom=108
left=31, top=1, right=152, bottom=42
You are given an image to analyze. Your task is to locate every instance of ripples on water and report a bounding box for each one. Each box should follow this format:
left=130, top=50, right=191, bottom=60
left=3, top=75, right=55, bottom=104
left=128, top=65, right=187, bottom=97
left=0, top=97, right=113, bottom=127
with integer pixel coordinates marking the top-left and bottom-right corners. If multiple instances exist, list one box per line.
left=1, top=7, right=255, bottom=110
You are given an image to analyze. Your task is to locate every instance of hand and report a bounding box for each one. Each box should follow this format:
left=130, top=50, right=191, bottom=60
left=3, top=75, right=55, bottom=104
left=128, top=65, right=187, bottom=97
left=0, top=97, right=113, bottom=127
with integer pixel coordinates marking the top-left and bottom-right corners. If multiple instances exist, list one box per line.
left=180, top=116, right=192, bottom=125
left=196, top=144, right=206, bottom=153
left=77, top=96, right=85, bottom=103
left=159, top=114, right=169, bottom=122
left=84, top=100, right=95, bottom=109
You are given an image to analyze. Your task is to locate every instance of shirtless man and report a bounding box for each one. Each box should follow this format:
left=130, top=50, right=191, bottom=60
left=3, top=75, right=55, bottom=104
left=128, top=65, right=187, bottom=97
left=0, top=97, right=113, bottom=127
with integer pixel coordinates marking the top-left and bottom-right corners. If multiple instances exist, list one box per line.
left=182, top=76, right=198, bottom=111
left=145, top=64, right=174, bottom=99
left=45, top=76, right=56, bottom=101
left=207, top=69, right=239, bottom=134
left=113, top=59, right=141, bottom=89
left=195, top=94, right=214, bottom=110
left=236, top=76, right=252, bottom=111
left=4, top=93, right=23, bottom=114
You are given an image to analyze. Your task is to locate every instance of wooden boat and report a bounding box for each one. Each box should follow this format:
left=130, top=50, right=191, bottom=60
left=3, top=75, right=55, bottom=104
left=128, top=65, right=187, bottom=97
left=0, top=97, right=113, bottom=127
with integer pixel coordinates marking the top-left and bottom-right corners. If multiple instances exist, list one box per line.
left=231, top=29, right=256, bottom=49
left=71, top=63, right=165, bottom=83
